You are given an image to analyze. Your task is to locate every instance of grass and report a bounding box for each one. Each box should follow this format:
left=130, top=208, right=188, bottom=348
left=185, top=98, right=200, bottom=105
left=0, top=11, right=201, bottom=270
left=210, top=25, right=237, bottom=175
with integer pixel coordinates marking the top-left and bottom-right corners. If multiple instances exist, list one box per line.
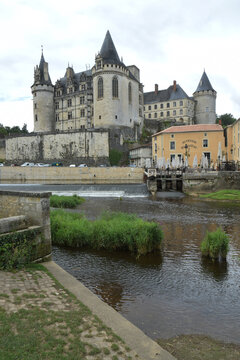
left=50, top=195, right=85, bottom=209
left=50, top=210, right=163, bottom=257
left=158, top=334, right=240, bottom=360
left=0, top=264, right=134, bottom=360
left=200, top=190, right=240, bottom=201
left=200, top=228, right=229, bottom=260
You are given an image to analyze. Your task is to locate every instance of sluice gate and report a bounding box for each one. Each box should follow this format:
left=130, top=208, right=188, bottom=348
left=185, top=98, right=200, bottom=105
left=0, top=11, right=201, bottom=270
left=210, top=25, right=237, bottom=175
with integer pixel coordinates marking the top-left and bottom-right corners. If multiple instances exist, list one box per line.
left=145, top=168, right=183, bottom=194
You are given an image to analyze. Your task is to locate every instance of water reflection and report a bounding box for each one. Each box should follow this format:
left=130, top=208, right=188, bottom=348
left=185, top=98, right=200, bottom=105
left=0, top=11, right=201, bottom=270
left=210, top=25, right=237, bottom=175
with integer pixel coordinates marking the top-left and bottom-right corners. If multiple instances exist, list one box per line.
left=52, top=195, right=240, bottom=345
left=200, top=257, right=228, bottom=282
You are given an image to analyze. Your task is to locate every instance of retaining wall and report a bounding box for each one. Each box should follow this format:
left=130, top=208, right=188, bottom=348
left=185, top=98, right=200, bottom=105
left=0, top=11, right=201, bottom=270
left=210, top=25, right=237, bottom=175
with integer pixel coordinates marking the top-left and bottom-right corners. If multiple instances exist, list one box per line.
left=0, top=167, right=144, bottom=184
left=0, top=191, right=52, bottom=261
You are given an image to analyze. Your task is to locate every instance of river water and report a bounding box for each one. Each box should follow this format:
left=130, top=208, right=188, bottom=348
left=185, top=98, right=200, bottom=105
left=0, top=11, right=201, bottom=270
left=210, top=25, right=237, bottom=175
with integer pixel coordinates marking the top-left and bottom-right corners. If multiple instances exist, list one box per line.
left=1, top=184, right=240, bottom=343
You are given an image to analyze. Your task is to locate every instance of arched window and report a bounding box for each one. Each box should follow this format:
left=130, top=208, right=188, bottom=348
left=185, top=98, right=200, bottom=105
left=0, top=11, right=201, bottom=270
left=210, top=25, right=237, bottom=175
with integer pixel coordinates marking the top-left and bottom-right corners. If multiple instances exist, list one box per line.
left=98, top=77, right=103, bottom=99
left=128, top=82, right=132, bottom=103
left=112, top=76, right=118, bottom=98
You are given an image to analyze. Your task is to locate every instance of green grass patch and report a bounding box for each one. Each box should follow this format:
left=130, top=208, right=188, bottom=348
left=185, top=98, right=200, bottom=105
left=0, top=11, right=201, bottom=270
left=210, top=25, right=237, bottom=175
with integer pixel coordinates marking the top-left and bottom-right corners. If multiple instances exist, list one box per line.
left=200, top=190, right=240, bottom=201
left=200, top=228, right=229, bottom=260
left=50, top=210, right=163, bottom=257
left=50, top=195, right=85, bottom=209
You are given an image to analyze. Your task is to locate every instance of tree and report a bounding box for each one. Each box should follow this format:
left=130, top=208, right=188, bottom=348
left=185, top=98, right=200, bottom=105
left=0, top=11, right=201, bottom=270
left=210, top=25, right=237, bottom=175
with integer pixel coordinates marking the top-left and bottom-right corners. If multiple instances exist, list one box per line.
left=216, top=113, right=236, bottom=127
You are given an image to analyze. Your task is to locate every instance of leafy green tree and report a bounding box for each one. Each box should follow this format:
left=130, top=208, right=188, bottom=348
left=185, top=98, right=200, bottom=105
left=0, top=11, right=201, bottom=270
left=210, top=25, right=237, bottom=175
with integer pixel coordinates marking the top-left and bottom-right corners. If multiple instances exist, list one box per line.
left=216, top=113, right=236, bottom=127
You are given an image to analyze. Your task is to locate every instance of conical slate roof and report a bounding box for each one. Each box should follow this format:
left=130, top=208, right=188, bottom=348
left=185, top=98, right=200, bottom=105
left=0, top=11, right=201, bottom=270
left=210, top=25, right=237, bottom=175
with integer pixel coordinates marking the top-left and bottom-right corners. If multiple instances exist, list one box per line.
left=99, top=30, right=123, bottom=65
left=194, top=71, right=215, bottom=92
left=38, top=51, right=52, bottom=85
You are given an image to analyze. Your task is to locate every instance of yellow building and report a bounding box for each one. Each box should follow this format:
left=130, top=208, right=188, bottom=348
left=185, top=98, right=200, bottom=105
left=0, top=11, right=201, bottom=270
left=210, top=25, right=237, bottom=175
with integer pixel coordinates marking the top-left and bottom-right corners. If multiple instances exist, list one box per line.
left=226, top=118, right=240, bottom=162
left=152, top=124, right=225, bottom=167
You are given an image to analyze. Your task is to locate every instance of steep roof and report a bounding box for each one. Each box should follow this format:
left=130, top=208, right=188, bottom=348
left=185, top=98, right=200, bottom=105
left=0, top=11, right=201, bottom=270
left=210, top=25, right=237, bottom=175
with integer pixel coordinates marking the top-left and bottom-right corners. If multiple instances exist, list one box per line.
left=56, top=69, right=92, bottom=94
left=144, top=84, right=191, bottom=104
left=194, top=71, right=215, bottom=92
left=38, top=52, right=52, bottom=85
left=99, top=30, right=124, bottom=66
left=155, top=124, right=223, bottom=136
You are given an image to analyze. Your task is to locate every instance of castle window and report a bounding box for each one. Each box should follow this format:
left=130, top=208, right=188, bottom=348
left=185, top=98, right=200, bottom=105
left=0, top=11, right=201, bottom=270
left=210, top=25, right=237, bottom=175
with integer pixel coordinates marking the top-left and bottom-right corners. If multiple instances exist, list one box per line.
left=173, top=110, right=176, bottom=116
left=154, top=112, right=157, bottom=118
left=139, top=95, right=142, bottom=104
left=35, top=114, right=38, bottom=121
left=160, top=103, right=163, bottom=108
left=148, top=113, right=151, bottom=119
left=144, top=106, right=145, bottom=111
left=173, top=102, right=176, bottom=107
left=80, top=109, right=85, bottom=117
left=34, top=93, right=37, bottom=97
left=97, top=61, right=101, bottom=69
left=69, top=87, right=73, bottom=94
left=56, top=90, right=61, bottom=97
left=180, top=100, right=183, bottom=106
left=139, top=108, right=142, bottom=116
left=167, top=103, right=170, bottom=108
left=128, top=82, right=132, bottom=103
left=167, top=111, right=170, bottom=116
left=67, top=99, right=72, bottom=107
left=160, top=112, right=164, bottom=117
left=55, top=102, right=59, bottom=109
left=56, top=114, right=59, bottom=122
left=115, top=115, right=118, bottom=119
left=99, top=115, right=101, bottom=119
left=203, top=139, right=208, bottom=148
left=80, top=96, right=85, bottom=105
left=68, top=112, right=72, bottom=120
left=180, top=109, right=183, bottom=115
left=112, top=76, right=118, bottom=98
left=81, top=84, right=86, bottom=90
left=34, top=103, right=37, bottom=109
left=154, top=104, right=157, bottom=109
left=98, top=77, right=103, bottom=99
left=148, top=105, right=151, bottom=110
left=206, top=107, right=209, bottom=112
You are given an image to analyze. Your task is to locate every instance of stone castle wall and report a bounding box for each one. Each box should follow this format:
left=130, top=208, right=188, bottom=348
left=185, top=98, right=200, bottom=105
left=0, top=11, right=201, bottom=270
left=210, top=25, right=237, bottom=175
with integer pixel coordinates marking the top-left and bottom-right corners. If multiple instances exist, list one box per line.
left=5, top=130, right=109, bottom=163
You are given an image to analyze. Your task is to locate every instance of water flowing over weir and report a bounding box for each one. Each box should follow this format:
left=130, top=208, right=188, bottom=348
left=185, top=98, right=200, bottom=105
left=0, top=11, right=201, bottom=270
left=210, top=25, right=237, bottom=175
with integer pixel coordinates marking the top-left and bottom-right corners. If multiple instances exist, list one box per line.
left=0, top=183, right=149, bottom=198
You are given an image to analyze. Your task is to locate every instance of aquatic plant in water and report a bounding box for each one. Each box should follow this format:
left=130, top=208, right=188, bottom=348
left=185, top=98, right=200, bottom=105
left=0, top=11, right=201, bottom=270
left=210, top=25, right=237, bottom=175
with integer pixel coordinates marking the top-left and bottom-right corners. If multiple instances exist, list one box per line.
left=50, top=210, right=163, bottom=257
left=200, top=228, right=229, bottom=260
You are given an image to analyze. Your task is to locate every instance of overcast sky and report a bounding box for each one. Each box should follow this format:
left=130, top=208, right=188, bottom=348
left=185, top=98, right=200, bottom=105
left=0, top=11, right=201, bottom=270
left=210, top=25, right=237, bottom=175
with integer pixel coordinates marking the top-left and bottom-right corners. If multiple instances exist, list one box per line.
left=0, top=0, right=240, bottom=132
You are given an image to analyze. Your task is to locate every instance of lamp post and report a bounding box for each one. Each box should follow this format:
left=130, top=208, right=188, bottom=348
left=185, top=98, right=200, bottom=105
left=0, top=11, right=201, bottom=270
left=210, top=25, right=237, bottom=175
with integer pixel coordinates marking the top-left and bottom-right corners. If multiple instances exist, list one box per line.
left=184, top=144, right=190, bottom=158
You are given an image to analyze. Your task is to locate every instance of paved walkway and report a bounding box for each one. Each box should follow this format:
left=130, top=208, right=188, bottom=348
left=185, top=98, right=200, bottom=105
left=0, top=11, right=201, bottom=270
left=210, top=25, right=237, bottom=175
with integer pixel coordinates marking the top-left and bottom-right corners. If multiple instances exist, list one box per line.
left=0, top=263, right=175, bottom=360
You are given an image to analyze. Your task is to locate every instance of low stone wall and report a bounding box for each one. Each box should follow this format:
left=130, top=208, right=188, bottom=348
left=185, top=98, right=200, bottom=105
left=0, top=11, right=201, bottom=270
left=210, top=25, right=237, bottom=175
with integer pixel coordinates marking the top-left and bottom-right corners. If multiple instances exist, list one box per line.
left=183, top=171, right=240, bottom=193
left=0, top=191, right=52, bottom=261
left=0, top=167, right=144, bottom=184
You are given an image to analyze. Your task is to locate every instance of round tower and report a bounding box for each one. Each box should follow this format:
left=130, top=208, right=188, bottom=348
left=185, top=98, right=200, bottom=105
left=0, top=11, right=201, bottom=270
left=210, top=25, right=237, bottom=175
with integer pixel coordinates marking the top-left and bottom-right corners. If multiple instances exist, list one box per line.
left=92, top=31, right=142, bottom=131
left=31, top=51, right=54, bottom=133
left=193, top=71, right=217, bottom=124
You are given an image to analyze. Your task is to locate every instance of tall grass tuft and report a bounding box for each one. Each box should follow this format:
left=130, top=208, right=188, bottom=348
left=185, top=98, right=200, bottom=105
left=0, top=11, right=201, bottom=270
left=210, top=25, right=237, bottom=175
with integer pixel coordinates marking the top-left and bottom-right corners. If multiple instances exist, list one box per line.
left=200, top=228, right=229, bottom=260
left=50, top=195, right=85, bottom=209
left=50, top=210, right=163, bottom=257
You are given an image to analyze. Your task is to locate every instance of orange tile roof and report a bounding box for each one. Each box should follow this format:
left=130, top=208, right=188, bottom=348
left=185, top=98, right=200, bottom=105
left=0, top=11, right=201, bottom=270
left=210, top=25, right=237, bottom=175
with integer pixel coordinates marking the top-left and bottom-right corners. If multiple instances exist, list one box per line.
left=154, top=124, right=223, bottom=136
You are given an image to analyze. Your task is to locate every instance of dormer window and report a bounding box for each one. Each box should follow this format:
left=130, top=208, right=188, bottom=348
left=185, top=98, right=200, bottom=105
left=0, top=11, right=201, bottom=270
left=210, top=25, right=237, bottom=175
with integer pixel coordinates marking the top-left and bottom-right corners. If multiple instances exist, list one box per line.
left=69, top=87, right=73, bottom=94
left=97, top=61, right=101, bottom=69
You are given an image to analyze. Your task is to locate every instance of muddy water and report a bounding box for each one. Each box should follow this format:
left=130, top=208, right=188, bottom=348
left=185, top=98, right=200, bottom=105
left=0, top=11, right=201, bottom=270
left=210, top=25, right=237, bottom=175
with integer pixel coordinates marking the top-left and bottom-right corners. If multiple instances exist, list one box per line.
left=52, top=194, right=240, bottom=344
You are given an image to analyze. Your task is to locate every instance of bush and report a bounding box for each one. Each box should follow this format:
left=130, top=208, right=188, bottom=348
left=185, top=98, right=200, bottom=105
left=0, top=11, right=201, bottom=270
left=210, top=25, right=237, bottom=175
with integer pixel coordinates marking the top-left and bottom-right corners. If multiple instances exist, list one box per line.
left=50, top=195, right=85, bottom=209
left=200, top=228, right=229, bottom=260
left=109, top=149, right=122, bottom=166
left=50, top=210, right=163, bottom=257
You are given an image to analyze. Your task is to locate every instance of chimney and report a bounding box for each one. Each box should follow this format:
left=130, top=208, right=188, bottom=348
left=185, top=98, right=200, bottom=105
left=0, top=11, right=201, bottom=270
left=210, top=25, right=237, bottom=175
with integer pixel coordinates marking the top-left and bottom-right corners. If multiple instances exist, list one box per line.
left=219, top=119, right=222, bottom=126
left=173, top=80, right=177, bottom=91
left=155, top=84, right=158, bottom=95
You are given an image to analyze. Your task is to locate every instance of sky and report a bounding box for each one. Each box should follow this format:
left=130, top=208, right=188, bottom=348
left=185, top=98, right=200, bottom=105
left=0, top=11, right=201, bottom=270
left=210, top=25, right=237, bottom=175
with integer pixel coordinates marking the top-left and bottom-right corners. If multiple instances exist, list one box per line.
left=0, top=0, right=240, bottom=132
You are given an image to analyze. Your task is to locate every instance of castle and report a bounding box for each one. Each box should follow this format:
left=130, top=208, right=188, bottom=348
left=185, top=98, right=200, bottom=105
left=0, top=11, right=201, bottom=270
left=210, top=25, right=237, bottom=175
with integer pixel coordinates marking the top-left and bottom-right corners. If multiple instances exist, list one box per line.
left=32, top=30, right=143, bottom=140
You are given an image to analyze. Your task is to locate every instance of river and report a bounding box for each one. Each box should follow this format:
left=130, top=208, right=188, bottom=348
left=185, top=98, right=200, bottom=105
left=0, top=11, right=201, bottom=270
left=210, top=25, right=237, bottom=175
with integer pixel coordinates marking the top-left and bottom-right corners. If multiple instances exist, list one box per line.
left=1, top=183, right=240, bottom=344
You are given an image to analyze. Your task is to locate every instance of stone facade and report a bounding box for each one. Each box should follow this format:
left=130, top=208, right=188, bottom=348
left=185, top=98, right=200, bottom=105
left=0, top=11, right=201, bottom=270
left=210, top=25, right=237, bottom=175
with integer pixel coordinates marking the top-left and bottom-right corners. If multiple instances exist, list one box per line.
left=5, top=130, right=109, bottom=164
left=226, top=118, right=240, bottom=162
left=129, top=144, right=152, bottom=167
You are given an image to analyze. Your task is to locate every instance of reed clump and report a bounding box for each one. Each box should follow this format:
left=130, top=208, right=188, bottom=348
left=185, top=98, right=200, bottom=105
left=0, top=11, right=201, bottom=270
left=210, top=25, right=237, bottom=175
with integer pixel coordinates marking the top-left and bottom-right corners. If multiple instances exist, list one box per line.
left=50, top=210, right=163, bottom=257
left=200, top=228, right=229, bottom=260
left=50, top=195, right=85, bottom=209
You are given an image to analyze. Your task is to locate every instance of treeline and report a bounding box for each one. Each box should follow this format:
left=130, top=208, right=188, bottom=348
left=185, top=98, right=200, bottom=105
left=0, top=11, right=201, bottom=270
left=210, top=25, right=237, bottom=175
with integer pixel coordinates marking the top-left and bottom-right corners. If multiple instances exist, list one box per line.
left=0, top=123, right=28, bottom=137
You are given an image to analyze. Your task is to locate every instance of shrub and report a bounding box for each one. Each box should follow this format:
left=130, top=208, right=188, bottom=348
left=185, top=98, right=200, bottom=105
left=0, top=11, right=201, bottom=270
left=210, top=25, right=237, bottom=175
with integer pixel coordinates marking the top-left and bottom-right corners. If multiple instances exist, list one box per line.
left=50, top=210, right=163, bottom=257
left=50, top=195, right=85, bottom=209
left=200, top=228, right=229, bottom=260
left=109, top=149, right=122, bottom=166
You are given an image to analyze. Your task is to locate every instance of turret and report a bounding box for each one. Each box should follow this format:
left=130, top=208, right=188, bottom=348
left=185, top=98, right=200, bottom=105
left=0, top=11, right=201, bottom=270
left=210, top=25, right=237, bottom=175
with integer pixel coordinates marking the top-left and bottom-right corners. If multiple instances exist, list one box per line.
left=193, top=71, right=217, bottom=124
left=92, top=31, right=142, bottom=133
left=31, top=50, right=54, bottom=133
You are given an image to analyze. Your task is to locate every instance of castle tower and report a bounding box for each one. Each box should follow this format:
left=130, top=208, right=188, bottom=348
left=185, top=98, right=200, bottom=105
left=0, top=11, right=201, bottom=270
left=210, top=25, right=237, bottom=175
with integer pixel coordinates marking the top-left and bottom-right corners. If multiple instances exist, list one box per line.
left=92, top=31, right=142, bottom=133
left=31, top=51, right=54, bottom=133
left=193, top=71, right=217, bottom=124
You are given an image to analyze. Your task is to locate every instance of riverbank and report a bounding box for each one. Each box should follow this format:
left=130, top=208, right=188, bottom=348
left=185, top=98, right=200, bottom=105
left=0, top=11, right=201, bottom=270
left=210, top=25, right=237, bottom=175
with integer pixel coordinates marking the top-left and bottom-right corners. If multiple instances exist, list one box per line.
left=0, top=262, right=174, bottom=360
